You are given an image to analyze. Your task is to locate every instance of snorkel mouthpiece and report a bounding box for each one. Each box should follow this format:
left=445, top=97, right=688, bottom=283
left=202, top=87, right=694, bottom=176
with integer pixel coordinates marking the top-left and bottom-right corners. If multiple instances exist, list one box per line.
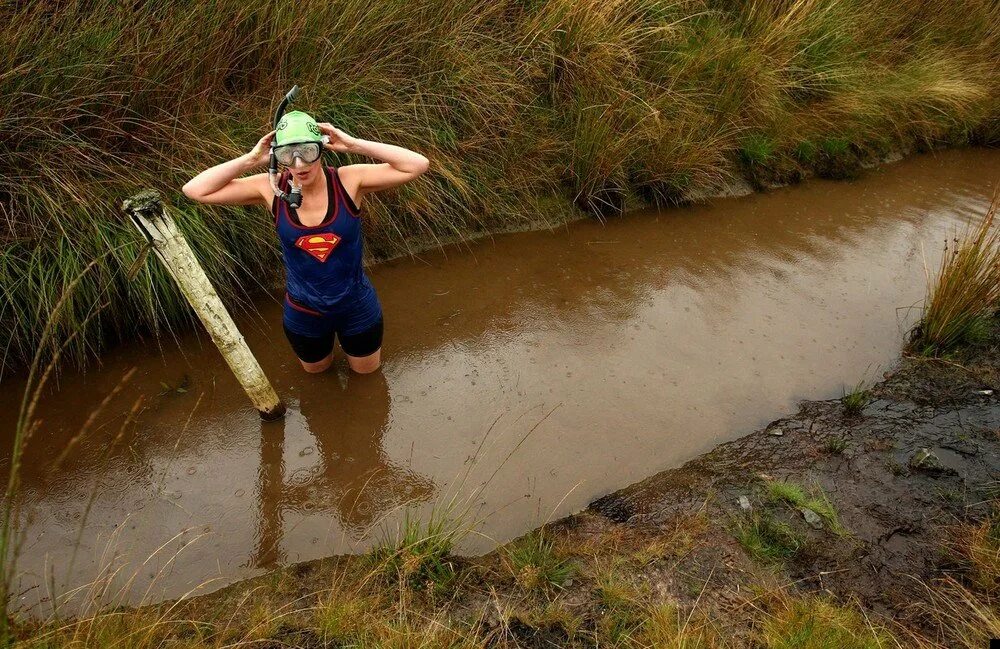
left=269, top=85, right=311, bottom=208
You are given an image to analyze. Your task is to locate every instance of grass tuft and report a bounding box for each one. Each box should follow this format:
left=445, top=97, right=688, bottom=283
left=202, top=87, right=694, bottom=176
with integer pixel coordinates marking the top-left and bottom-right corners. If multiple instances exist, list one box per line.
left=370, top=510, right=461, bottom=597
left=735, top=514, right=804, bottom=563
left=760, top=594, right=895, bottom=649
left=909, top=192, right=1000, bottom=356
left=958, top=509, right=1000, bottom=593
left=842, top=380, right=872, bottom=417
left=504, top=530, right=575, bottom=592
left=765, top=479, right=846, bottom=534
left=824, top=437, right=848, bottom=454
left=594, top=572, right=649, bottom=645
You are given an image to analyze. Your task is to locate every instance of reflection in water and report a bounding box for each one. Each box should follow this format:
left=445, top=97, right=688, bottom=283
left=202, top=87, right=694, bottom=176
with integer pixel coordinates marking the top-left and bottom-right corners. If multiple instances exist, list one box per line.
left=252, top=371, right=433, bottom=568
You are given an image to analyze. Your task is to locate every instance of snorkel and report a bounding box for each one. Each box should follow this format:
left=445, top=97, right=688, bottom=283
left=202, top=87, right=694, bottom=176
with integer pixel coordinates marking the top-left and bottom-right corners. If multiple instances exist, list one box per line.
left=269, top=85, right=303, bottom=209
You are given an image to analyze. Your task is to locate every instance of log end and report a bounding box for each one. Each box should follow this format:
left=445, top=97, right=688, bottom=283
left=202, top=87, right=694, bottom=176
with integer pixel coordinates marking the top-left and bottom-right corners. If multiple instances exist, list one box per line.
left=122, top=189, right=164, bottom=219
left=258, top=401, right=287, bottom=422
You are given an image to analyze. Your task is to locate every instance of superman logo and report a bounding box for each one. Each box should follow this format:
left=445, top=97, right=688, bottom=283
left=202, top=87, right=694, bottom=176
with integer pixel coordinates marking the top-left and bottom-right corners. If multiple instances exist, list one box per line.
left=295, top=232, right=341, bottom=262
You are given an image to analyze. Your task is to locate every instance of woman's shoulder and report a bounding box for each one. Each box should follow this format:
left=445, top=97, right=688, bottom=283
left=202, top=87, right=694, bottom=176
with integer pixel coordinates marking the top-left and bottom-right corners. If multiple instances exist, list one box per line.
left=251, top=171, right=281, bottom=206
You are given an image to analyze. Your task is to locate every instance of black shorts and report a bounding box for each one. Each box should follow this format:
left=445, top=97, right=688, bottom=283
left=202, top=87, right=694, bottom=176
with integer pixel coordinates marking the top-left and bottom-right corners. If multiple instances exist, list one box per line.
left=282, top=317, right=383, bottom=363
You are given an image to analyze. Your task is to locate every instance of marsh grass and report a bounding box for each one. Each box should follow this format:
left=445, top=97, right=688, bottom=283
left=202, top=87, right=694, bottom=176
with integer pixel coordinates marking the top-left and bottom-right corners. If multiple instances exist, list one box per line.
left=735, top=514, right=804, bottom=564
left=594, top=573, right=650, bottom=644
left=1, top=249, right=133, bottom=643
left=954, top=508, right=1000, bottom=593
left=367, top=508, right=464, bottom=598
left=765, top=480, right=846, bottom=535
left=909, top=191, right=1000, bottom=356
left=2, top=0, right=999, bottom=372
left=824, top=437, right=848, bottom=454
left=841, top=380, right=872, bottom=417
left=758, top=593, right=895, bottom=649
left=910, top=507, right=1000, bottom=648
left=503, top=530, right=575, bottom=593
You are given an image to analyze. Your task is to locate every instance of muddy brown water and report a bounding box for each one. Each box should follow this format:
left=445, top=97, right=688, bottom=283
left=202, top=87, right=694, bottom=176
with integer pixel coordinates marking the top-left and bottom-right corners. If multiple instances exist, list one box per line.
left=4, top=148, right=999, bottom=614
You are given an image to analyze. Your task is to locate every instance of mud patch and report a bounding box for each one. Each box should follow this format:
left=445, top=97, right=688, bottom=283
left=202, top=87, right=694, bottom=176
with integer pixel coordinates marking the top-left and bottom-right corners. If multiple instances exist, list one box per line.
left=581, top=333, right=1000, bottom=620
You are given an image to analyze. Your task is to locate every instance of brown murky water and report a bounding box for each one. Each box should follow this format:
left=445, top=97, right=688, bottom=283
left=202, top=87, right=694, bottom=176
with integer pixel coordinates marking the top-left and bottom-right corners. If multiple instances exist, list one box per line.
left=4, top=148, right=999, bottom=614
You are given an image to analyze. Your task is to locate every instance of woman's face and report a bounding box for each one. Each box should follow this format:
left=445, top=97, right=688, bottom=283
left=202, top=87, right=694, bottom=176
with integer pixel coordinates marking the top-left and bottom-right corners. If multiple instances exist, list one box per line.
left=289, top=156, right=323, bottom=186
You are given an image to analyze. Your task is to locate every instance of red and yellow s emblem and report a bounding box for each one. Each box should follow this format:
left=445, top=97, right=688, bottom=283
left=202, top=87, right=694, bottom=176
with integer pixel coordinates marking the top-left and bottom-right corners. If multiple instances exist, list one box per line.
left=295, top=232, right=341, bottom=262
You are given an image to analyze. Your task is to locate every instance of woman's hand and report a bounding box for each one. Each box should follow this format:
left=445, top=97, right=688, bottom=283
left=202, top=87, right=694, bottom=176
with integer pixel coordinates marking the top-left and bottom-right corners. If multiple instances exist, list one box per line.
left=318, top=122, right=360, bottom=153
left=246, top=130, right=276, bottom=168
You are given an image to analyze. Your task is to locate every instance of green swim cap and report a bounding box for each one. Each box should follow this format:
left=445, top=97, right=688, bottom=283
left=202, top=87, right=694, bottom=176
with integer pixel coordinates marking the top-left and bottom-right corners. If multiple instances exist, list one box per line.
left=274, top=110, right=323, bottom=146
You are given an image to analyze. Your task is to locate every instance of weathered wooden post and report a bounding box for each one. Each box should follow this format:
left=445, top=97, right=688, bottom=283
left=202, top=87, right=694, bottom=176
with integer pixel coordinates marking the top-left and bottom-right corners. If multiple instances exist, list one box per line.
left=123, top=190, right=286, bottom=420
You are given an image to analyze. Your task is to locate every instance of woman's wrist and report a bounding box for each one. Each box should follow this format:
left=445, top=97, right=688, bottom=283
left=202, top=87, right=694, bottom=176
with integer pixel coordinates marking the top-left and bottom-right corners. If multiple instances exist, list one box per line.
left=345, top=138, right=369, bottom=155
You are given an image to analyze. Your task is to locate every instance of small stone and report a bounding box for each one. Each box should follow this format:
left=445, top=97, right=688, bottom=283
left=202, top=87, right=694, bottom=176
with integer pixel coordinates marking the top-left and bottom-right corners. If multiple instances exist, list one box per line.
left=738, top=495, right=752, bottom=512
left=768, top=429, right=784, bottom=437
left=564, top=578, right=574, bottom=587
left=909, top=447, right=946, bottom=473
left=800, top=507, right=823, bottom=529
left=977, top=389, right=994, bottom=396
left=299, top=446, right=315, bottom=457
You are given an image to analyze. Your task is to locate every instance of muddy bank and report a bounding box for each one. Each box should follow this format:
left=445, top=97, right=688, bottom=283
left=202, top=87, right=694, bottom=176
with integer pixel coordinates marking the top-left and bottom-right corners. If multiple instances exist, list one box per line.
left=586, top=341, right=1000, bottom=622
left=122, top=323, right=1000, bottom=647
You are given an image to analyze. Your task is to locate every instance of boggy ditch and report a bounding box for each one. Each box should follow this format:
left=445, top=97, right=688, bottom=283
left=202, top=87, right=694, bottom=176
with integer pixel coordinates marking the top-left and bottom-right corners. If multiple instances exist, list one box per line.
left=4, top=148, right=999, bottom=614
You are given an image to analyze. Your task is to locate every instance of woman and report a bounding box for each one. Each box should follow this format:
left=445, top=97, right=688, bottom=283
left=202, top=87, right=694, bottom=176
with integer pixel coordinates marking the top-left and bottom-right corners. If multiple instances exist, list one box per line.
left=183, top=111, right=429, bottom=374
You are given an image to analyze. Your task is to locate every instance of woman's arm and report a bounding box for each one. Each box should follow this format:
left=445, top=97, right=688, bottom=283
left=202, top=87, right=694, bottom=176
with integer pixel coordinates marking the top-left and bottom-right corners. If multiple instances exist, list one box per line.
left=318, top=124, right=430, bottom=205
left=182, top=131, right=274, bottom=206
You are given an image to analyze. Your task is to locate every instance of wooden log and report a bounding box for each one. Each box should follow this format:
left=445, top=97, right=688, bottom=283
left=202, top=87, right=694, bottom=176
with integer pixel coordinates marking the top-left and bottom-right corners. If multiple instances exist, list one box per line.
left=123, top=190, right=286, bottom=420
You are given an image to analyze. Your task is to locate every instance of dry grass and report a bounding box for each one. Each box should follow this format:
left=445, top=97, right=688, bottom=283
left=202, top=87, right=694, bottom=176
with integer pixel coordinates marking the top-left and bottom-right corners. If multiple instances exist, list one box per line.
left=909, top=510, right=1000, bottom=648
left=756, top=592, right=896, bottom=649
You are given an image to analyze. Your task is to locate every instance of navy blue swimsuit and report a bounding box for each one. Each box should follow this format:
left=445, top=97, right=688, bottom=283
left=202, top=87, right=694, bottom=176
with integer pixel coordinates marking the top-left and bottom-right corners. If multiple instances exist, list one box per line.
left=273, top=166, right=382, bottom=338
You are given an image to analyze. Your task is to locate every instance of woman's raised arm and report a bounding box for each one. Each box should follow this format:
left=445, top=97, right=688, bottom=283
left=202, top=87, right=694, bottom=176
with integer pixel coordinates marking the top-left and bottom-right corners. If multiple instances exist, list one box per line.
left=182, top=131, right=274, bottom=206
left=317, top=123, right=429, bottom=206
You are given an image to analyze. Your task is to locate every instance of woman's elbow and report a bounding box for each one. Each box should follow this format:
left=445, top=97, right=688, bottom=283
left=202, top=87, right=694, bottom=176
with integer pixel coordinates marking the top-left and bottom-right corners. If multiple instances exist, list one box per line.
left=413, top=155, right=430, bottom=176
left=182, top=181, right=204, bottom=202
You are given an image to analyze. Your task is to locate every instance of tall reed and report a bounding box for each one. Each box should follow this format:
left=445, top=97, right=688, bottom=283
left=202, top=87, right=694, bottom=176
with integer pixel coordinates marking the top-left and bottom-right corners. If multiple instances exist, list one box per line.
left=2, top=0, right=998, bottom=372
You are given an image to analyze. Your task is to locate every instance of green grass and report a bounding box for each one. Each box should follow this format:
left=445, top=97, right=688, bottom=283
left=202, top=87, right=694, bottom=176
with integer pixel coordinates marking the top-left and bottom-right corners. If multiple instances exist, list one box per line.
left=2, top=0, right=999, bottom=373
left=765, top=480, right=846, bottom=534
left=739, top=133, right=777, bottom=167
left=314, top=593, right=381, bottom=646
left=369, top=510, right=461, bottom=596
left=842, top=380, right=872, bottom=417
left=824, top=437, right=848, bottom=454
left=594, top=573, right=649, bottom=645
left=760, top=595, right=895, bottom=649
left=735, top=514, right=804, bottom=563
left=504, top=530, right=575, bottom=592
